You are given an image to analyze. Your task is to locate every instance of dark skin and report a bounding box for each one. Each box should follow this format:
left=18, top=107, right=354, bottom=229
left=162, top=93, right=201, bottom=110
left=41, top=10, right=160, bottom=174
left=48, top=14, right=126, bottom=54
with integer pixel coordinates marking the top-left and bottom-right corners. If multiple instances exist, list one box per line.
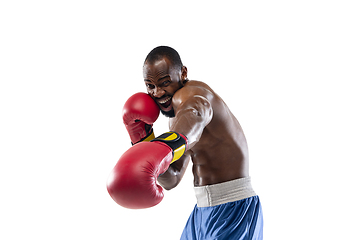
left=144, top=57, right=249, bottom=189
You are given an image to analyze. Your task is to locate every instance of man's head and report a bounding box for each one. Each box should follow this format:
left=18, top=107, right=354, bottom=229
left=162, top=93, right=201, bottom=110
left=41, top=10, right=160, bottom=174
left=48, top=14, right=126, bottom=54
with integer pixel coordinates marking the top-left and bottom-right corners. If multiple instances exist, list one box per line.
left=143, top=46, right=188, bottom=117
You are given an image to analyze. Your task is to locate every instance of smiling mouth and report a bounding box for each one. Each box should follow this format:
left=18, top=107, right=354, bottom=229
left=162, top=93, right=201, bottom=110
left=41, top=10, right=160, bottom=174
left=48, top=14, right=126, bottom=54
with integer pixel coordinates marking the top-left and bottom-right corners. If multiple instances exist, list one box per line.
left=157, top=96, right=172, bottom=109
left=158, top=96, right=171, bottom=104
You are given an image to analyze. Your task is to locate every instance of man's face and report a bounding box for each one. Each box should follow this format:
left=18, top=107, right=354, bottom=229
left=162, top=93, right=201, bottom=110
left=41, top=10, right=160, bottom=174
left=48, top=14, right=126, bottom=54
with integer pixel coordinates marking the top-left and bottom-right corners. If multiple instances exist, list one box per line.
left=143, top=57, right=185, bottom=117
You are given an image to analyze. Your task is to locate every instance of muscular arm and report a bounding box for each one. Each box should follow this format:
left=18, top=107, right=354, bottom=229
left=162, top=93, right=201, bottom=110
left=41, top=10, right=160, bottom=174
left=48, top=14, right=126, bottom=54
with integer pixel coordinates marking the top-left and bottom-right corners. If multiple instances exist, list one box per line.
left=170, top=94, right=213, bottom=148
left=157, top=154, right=191, bottom=190
left=157, top=87, right=214, bottom=190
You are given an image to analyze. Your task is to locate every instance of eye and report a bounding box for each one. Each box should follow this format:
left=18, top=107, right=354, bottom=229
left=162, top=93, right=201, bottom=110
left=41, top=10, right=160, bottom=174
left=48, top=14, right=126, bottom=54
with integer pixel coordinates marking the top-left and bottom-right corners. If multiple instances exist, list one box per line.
left=146, top=83, right=155, bottom=89
left=161, top=80, right=171, bottom=87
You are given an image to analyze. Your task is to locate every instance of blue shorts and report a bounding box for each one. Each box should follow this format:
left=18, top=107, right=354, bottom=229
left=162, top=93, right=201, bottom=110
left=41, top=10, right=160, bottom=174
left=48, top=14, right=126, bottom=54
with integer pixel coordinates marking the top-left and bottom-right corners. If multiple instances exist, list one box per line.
left=180, top=178, right=263, bottom=240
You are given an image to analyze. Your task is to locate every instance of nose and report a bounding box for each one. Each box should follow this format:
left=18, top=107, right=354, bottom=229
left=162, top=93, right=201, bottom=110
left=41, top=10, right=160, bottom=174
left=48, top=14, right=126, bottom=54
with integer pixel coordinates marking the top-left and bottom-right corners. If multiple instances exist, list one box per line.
left=153, top=86, right=165, bottom=98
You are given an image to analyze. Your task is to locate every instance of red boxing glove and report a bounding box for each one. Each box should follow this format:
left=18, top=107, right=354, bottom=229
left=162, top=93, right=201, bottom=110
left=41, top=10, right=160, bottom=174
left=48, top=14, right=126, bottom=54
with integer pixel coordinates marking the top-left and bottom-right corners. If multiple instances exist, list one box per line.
left=122, top=92, right=160, bottom=144
left=107, top=132, right=187, bottom=209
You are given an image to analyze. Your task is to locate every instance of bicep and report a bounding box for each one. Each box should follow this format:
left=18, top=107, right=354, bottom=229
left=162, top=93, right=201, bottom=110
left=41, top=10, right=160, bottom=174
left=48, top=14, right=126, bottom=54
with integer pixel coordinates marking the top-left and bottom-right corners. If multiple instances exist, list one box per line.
left=170, top=95, right=213, bottom=148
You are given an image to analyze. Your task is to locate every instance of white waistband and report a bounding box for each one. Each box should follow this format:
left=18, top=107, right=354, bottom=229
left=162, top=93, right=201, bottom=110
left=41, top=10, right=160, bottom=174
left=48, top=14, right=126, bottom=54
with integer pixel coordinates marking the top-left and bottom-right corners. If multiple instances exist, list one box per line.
left=194, top=177, right=257, bottom=207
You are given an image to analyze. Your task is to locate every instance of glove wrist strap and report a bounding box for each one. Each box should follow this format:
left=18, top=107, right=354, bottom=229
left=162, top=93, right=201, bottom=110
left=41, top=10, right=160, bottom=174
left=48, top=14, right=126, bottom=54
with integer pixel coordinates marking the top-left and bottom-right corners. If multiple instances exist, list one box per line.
left=151, top=131, right=188, bottom=163
left=131, top=128, right=155, bottom=145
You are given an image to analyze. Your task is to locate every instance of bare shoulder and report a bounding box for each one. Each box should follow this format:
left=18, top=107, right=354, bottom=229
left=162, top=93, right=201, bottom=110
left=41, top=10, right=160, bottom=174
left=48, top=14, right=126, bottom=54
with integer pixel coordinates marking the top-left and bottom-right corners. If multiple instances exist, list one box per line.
left=172, top=80, right=215, bottom=106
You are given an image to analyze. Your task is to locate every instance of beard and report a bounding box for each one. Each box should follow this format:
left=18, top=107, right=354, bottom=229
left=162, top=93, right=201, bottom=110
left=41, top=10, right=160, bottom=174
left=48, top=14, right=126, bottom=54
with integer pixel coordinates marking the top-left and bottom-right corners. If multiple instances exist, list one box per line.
left=160, top=108, right=175, bottom=118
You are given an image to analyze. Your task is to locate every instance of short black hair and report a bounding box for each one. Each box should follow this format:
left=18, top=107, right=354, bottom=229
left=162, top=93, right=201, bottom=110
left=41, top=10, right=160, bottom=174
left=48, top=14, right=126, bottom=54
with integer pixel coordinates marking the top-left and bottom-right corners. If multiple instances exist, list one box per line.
left=144, top=46, right=183, bottom=71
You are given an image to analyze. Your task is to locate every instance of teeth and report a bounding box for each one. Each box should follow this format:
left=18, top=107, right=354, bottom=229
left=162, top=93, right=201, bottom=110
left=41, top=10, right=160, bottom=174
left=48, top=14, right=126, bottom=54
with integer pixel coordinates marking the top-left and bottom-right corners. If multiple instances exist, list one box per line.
left=159, top=97, right=171, bottom=104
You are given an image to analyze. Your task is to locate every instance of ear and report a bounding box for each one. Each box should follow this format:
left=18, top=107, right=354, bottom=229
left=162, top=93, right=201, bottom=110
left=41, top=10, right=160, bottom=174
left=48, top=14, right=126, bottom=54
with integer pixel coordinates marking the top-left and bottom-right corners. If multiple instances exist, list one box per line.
left=181, top=66, right=188, bottom=83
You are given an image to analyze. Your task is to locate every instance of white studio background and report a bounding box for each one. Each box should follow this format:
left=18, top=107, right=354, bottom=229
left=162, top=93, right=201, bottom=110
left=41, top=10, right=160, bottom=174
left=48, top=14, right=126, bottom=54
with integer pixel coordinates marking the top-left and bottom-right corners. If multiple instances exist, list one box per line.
left=1, top=1, right=359, bottom=239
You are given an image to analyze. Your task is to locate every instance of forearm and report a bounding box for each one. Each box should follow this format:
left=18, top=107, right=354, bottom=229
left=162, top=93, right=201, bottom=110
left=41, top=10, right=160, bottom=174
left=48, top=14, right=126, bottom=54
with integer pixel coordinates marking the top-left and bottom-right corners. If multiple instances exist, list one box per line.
left=157, top=95, right=212, bottom=189
left=157, top=154, right=191, bottom=190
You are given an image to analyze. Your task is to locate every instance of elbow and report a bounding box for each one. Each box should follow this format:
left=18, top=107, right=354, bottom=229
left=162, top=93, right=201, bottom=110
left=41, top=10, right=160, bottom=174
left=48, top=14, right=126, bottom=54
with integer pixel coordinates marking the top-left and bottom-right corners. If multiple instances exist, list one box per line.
left=163, top=183, right=178, bottom=191
left=160, top=178, right=180, bottom=191
left=157, top=172, right=181, bottom=191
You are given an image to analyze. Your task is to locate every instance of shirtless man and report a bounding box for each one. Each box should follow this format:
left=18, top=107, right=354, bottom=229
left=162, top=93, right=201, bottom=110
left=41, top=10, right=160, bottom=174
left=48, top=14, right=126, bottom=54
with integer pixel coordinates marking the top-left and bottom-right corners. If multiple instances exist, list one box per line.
left=107, top=46, right=263, bottom=240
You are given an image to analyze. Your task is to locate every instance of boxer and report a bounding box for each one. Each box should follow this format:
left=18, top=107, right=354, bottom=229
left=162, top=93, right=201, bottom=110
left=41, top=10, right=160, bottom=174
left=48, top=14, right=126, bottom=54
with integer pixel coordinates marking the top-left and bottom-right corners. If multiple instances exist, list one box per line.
left=107, top=46, right=263, bottom=239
